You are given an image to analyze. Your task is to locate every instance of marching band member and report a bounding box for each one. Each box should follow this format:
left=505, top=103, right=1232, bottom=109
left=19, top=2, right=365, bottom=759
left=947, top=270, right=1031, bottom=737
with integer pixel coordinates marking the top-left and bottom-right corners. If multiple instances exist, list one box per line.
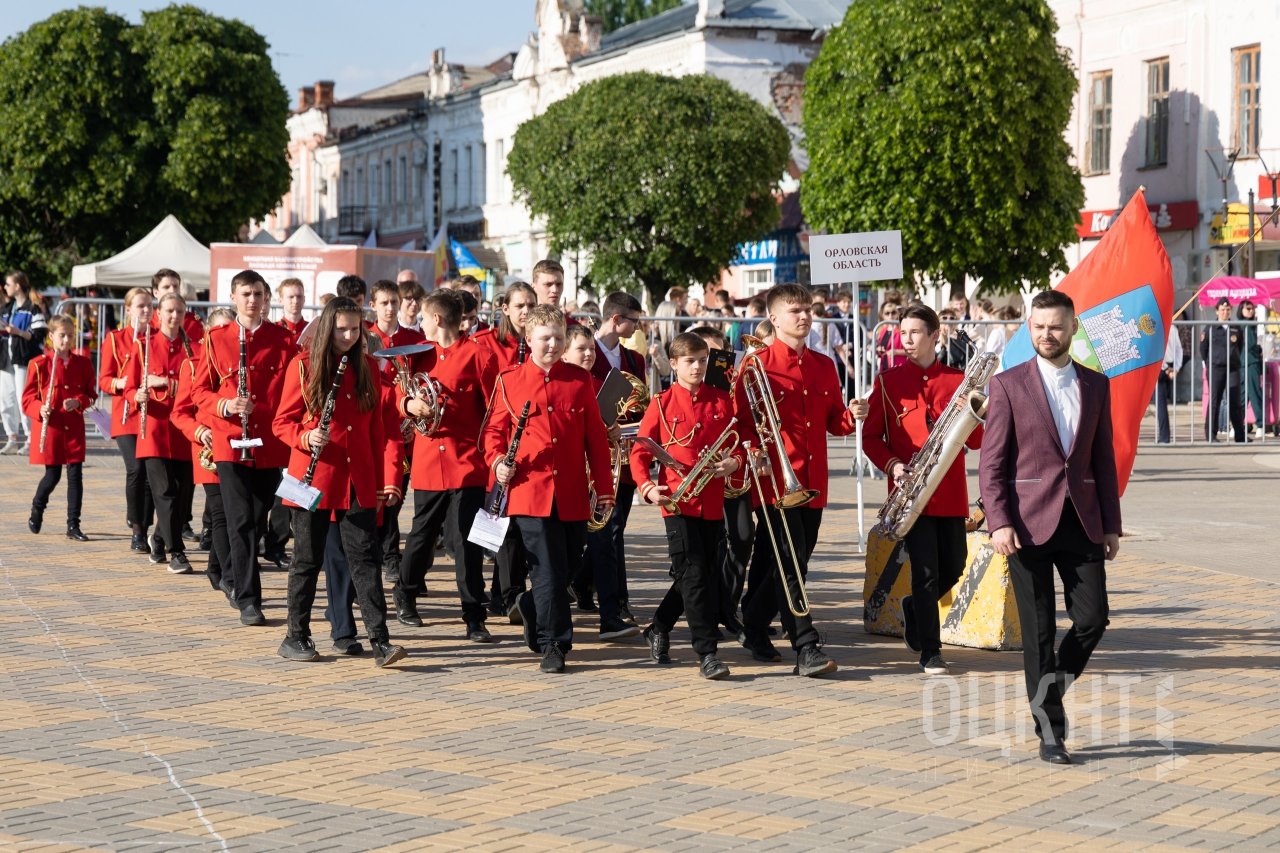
left=863, top=305, right=980, bottom=675
left=481, top=305, right=614, bottom=673
left=631, top=332, right=742, bottom=679
left=273, top=297, right=407, bottom=666
left=395, top=289, right=499, bottom=641
left=192, top=270, right=298, bottom=627
left=276, top=278, right=309, bottom=342
left=23, top=316, right=95, bottom=541
left=125, top=292, right=198, bottom=573
left=172, top=309, right=233, bottom=601
left=735, top=284, right=862, bottom=677
left=149, top=269, right=204, bottom=341
left=100, top=287, right=155, bottom=553
left=262, top=277, right=309, bottom=568
left=397, top=279, right=426, bottom=334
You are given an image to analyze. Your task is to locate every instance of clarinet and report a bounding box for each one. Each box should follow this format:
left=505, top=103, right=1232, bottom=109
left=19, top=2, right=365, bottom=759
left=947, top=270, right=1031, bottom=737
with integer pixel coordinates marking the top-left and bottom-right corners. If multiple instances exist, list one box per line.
left=236, top=322, right=252, bottom=461
left=121, top=320, right=138, bottom=425
left=487, top=400, right=531, bottom=515
left=303, top=355, right=348, bottom=487
left=138, top=327, right=152, bottom=440
left=39, top=356, right=56, bottom=454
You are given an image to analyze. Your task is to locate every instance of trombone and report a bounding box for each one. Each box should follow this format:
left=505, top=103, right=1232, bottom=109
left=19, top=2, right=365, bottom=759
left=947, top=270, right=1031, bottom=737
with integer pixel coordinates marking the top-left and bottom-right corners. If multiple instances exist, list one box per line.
left=738, top=335, right=818, bottom=508
left=742, top=440, right=811, bottom=618
left=654, top=418, right=739, bottom=514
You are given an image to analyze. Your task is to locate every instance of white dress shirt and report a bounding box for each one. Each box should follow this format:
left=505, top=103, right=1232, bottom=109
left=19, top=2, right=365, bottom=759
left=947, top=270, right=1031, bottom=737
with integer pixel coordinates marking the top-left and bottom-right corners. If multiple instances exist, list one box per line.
left=1036, top=356, right=1081, bottom=454
left=599, top=339, right=623, bottom=371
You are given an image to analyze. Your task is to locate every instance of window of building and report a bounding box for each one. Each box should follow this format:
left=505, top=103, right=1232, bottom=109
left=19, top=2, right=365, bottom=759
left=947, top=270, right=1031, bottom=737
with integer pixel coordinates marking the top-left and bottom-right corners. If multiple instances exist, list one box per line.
left=743, top=267, right=774, bottom=294
left=494, top=139, right=505, bottom=202
left=383, top=159, right=392, bottom=206
left=1144, top=58, right=1170, bottom=167
left=465, top=145, right=474, bottom=207
left=1233, top=45, right=1261, bottom=156
left=478, top=142, right=486, bottom=204
left=1086, top=71, right=1113, bottom=175
left=449, top=148, right=458, bottom=212
left=399, top=155, right=408, bottom=206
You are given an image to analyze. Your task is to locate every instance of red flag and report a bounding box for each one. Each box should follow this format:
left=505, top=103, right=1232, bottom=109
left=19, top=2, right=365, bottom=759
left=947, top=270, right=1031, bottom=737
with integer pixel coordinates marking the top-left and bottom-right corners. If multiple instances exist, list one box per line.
left=1002, top=189, right=1174, bottom=494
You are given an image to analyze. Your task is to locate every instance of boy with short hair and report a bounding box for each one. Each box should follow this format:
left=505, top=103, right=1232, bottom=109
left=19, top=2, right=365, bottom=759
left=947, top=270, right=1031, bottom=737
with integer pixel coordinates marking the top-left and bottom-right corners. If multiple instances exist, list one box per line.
left=276, top=278, right=308, bottom=341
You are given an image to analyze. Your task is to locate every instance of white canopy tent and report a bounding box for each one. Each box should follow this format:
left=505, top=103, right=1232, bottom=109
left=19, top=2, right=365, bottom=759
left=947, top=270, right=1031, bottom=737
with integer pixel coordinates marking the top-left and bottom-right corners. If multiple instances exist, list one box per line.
left=283, top=224, right=327, bottom=247
left=70, top=215, right=210, bottom=291
left=248, top=229, right=280, bottom=245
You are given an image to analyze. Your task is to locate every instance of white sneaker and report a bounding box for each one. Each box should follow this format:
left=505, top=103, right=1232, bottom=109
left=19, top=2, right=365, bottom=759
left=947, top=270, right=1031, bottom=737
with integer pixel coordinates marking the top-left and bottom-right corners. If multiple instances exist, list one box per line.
left=0, top=440, right=13, bottom=455
left=17, top=441, right=29, bottom=455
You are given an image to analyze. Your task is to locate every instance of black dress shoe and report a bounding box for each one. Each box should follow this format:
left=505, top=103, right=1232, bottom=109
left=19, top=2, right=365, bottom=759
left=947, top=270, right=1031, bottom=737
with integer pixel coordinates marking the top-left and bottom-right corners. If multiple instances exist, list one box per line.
left=66, top=525, right=89, bottom=542
left=198, top=529, right=212, bottom=551
left=795, top=644, right=838, bottom=678
left=643, top=625, right=671, bottom=663
left=540, top=641, right=566, bottom=673
left=517, top=591, right=539, bottom=653
left=278, top=636, right=320, bottom=661
left=699, top=653, right=730, bottom=680
left=1038, top=742, right=1073, bottom=765
left=28, top=510, right=43, bottom=534
left=239, top=605, right=266, bottom=626
left=371, top=640, right=406, bottom=667
left=739, top=631, right=782, bottom=663
left=393, top=590, right=422, bottom=627
left=130, top=532, right=148, bottom=553
left=466, top=622, right=496, bottom=643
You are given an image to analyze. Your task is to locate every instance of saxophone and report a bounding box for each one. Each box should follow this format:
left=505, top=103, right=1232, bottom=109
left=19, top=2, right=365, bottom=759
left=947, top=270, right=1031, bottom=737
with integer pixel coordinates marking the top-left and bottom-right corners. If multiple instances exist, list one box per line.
left=874, top=352, right=999, bottom=541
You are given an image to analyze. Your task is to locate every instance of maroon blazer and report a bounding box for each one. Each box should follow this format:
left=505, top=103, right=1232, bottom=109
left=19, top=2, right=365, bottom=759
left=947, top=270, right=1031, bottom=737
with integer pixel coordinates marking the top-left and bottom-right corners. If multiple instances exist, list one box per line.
left=979, top=358, right=1122, bottom=547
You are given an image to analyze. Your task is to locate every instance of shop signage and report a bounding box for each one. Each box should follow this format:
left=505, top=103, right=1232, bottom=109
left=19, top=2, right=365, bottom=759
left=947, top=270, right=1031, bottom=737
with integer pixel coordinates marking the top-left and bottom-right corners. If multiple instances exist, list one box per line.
left=1076, top=200, right=1198, bottom=239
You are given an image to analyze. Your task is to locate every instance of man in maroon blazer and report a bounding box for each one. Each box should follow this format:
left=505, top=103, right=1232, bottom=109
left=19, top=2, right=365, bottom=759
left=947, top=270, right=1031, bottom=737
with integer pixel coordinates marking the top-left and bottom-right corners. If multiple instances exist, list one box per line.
left=979, top=289, right=1122, bottom=765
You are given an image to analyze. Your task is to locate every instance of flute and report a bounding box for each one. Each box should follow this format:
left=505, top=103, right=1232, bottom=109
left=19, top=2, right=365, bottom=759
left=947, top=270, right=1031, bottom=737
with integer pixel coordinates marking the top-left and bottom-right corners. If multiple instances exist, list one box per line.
left=236, top=322, right=252, bottom=461
left=39, top=357, right=56, bottom=454
left=138, top=326, right=151, bottom=440
left=303, top=356, right=348, bottom=487
left=486, top=400, right=531, bottom=516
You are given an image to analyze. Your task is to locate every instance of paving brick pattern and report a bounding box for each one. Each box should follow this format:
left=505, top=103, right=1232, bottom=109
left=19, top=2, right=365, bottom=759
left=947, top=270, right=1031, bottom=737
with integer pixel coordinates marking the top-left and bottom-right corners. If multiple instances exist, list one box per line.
left=0, top=446, right=1277, bottom=851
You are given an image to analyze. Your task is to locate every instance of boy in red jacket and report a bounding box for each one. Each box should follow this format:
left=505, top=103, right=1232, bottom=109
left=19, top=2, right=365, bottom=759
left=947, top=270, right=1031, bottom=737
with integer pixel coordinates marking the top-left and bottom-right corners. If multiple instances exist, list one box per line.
left=24, top=316, right=95, bottom=540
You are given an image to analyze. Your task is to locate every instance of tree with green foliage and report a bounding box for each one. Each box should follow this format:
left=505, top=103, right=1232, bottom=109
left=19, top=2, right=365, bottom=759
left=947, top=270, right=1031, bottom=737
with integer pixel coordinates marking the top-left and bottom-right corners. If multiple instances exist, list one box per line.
left=0, top=5, right=289, bottom=285
left=801, top=0, right=1084, bottom=297
left=507, top=72, right=790, bottom=304
left=584, top=0, right=685, bottom=34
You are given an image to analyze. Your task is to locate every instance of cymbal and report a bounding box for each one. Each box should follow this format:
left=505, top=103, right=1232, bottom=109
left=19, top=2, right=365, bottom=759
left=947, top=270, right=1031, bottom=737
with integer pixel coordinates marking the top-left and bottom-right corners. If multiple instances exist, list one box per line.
left=374, top=342, right=435, bottom=358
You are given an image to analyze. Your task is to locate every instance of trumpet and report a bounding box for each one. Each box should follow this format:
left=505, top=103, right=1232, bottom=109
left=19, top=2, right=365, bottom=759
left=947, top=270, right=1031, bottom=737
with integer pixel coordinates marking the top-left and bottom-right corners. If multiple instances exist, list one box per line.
left=589, top=372, right=649, bottom=532
left=738, top=334, right=818, bottom=509
left=654, top=418, right=739, bottom=514
left=742, top=441, right=811, bottom=618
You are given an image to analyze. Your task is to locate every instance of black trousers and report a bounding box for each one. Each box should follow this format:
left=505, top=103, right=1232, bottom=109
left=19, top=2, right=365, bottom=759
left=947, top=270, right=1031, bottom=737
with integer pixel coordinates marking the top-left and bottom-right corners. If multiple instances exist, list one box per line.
left=202, top=483, right=230, bottom=592
left=582, top=481, right=637, bottom=612
left=718, top=492, right=754, bottom=624
left=493, top=527, right=528, bottom=613
left=400, top=486, right=488, bottom=624
left=1205, top=366, right=1245, bottom=441
left=263, top=496, right=292, bottom=555
left=514, top=509, right=584, bottom=652
left=1008, top=501, right=1109, bottom=745
left=742, top=505, right=823, bottom=651
left=903, top=515, right=967, bottom=663
left=321, top=522, right=357, bottom=641
left=33, top=463, right=83, bottom=525
left=287, top=499, right=390, bottom=643
left=216, top=463, right=280, bottom=610
left=1155, top=372, right=1174, bottom=443
left=379, top=470, right=411, bottom=579
left=115, top=435, right=153, bottom=529
left=144, top=457, right=194, bottom=554
left=652, top=516, right=723, bottom=656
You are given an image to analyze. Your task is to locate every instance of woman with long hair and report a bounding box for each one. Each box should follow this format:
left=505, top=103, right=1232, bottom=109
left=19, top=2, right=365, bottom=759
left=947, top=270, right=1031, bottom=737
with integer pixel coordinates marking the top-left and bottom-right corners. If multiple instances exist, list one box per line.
left=473, top=281, right=538, bottom=374
left=100, top=287, right=155, bottom=552
left=1, top=270, right=49, bottom=454
left=272, top=297, right=407, bottom=667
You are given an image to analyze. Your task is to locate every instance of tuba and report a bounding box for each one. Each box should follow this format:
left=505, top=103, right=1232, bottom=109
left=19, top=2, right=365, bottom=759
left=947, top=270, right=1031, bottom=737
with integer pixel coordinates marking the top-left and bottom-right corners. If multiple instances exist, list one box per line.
left=588, top=371, right=649, bottom=532
left=875, top=351, right=999, bottom=541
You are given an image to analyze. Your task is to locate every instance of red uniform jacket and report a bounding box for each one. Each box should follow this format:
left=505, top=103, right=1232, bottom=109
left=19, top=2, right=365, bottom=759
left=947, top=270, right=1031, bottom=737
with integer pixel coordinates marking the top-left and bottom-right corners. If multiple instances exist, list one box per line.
left=150, top=309, right=204, bottom=342
left=630, top=382, right=739, bottom=521
left=192, top=319, right=297, bottom=468
left=862, top=359, right=982, bottom=518
left=171, top=356, right=218, bottom=486
left=471, top=328, right=527, bottom=380
left=592, top=338, right=647, bottom=487
left=278, top=316, right=309, bottom=344
left=23, top=352, right=95, bottom=466
left=734, top=338, right=856, bottom=510
left=368, top=322, right=424, bottom=351
left=124, top=330, right=199, bottom=461
left=99, top=327, right=140, bottom=437
left=399, top=337, right=498, bottom=491
left=273, top=353, right=404, bottom=511
left=480, top=359, right=613, bottom=521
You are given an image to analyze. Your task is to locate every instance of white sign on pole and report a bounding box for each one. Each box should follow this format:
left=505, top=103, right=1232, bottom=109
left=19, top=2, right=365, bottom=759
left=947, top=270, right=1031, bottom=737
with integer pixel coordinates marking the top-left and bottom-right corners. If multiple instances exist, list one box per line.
left=808, top=230, right=904, bottom=285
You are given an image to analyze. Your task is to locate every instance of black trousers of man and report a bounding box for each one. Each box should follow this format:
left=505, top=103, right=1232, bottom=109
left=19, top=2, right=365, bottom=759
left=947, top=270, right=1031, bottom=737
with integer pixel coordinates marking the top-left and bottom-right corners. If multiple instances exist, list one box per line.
left=144, top=457, right=194, bottom=555
left=400, top=486, right=488, bottom=626
left=201, top=483, right=231, bottom=593
left=1007, top=500, right=1109, bottom=746
left=582, top=481, right=637, bottom=610
left=652, top=516, right=723, bottom=657
left=1205, top=366, right=1245, bottom=442
left=493, top=528, right=528, bottom=614
left=514, top=506, right=584, bottom=652
left=216, top=463, right=280, bottom=611
left=115, top=435, right=154, bottom=530
left=286, top=497, right=391, bottom=644
left=718, top=492, right=754, bottom=627
left=903, top=515, right=967, bottom=665
left=262, top=496, right=292, bottom=559
left=379, top=470, right=411, bottom=584
left=741, top=505, right=823, bottom=651
left=33, top=463, right=83, bottom=527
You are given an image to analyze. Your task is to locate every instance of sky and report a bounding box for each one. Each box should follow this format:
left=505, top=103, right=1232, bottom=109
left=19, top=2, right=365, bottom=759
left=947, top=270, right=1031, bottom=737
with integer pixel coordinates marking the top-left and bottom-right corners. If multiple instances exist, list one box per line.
left=0, top=0, right=537, bottom=99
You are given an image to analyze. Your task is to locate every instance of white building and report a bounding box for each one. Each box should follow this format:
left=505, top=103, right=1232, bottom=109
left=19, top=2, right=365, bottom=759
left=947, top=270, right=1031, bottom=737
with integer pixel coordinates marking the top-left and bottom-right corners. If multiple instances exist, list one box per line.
left=1050, top=0, right=1279, bottom=307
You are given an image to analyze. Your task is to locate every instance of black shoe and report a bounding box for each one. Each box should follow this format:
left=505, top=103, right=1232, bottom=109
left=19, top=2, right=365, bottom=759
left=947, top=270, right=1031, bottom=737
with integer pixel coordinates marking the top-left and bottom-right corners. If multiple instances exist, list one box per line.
left=278, top=636, right=319, bottom=661
left=372, top=640, right=407, bottom=667
left=181, top=524, right=199, bottom=543
left=148, top=534, right=165, bottom=565
left=739, top=631, right=782, bottom=663
left=699, top=653, right=730, bottom=680
left=517, top=591, right=539, bottom=653
left=66, top=525, right=88, bottom=542
left=721, top=614, right=744, bottom=637
left=219, top=580, right=235, bottom=608
left=618, top=601, right=637, bottom=624
left=393, top=590, right=422, bottom=627
left=921, top=654, right=950, bottom=675
left=198, top=528, right=212, bottom=551
left=643, top=626, right=671, bottom=664
left=795, top=644, right=838, bottom=678
left=332, top=637, right=364, bottom=656
left=1038, top=741, right=1073, bottom=765
left=130, top=532, right=148, bottom=553
left=28, top=508, right=43, bottom=534
left=239, top=605, right=266, bottom=626
left=507, top=601, right=524, bottom=625
left=262, top=549, right=288, bottom=570
left=574, top=589, right=598, bottom=613
left=466, top=622, right=496, bottom=643
left=167, top=552, right=193, bottom=574
left=599, top=617, right=641, bottom=642
left=540, top=641, right=566, bottom=673
left=902, top=595, right=921, bottom=653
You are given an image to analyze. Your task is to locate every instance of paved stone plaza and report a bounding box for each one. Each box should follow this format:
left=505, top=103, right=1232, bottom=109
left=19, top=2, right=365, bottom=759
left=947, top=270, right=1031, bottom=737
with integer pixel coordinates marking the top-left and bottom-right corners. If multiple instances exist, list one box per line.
left=1, top=440, right=1277, bottom=851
